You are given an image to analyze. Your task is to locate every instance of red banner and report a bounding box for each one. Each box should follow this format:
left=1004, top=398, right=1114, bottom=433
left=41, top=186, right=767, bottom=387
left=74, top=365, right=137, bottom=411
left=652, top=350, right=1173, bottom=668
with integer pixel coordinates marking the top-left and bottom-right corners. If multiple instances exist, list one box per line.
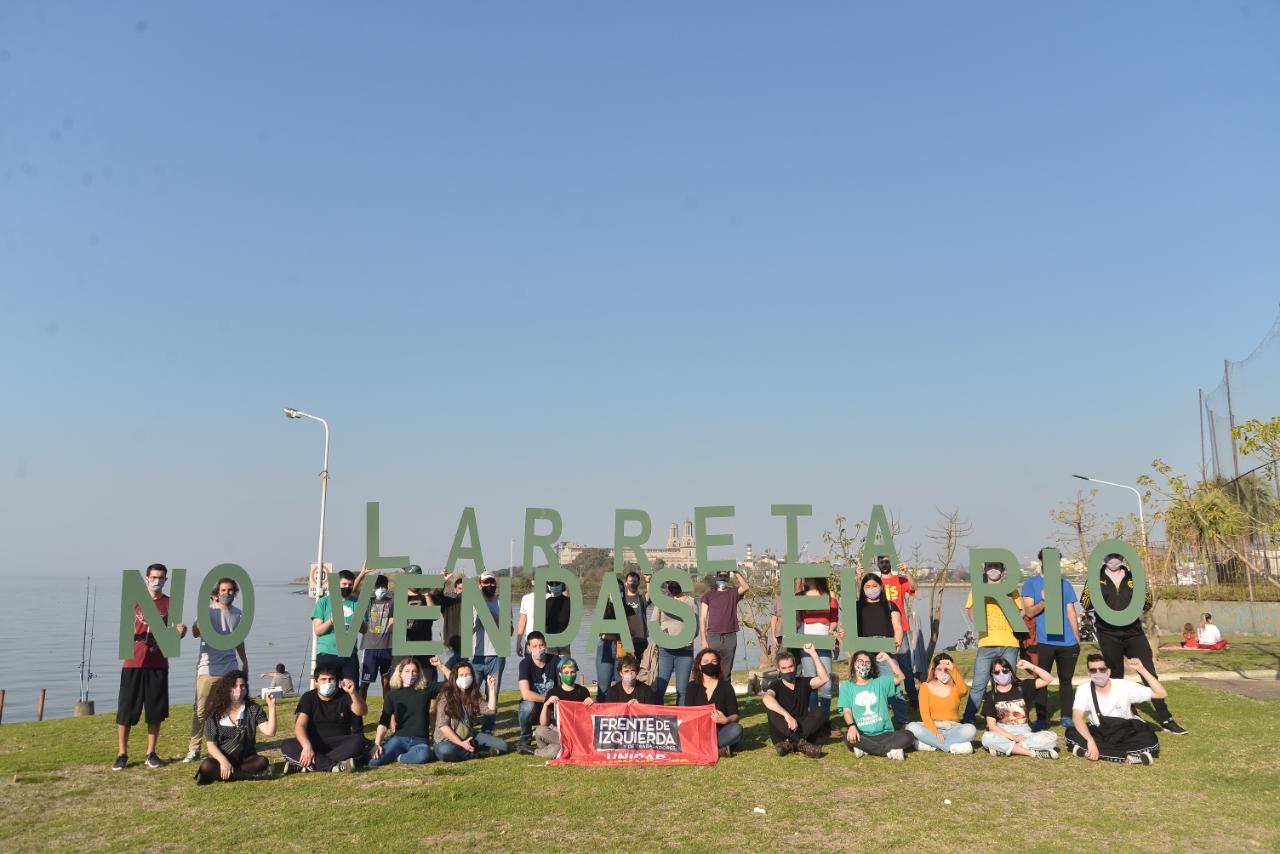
left=549, top=701, right=719, bottom=766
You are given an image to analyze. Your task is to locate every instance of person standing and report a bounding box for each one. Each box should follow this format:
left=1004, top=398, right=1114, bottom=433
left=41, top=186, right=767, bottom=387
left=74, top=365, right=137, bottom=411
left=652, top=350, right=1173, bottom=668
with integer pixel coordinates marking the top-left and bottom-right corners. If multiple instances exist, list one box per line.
left=872, top=557, right=919, bottom=709
left=114, top=563, right=187, bottom=771
left=594, top=577, right=638, bottom=701
left=622, top=569, right=651, bottom=662
left=652, top=579, right=696, bottom=705
left=797, top=576, right=838, bottom=732
left=961, top=562, right=1022, bottom=725
left=184, top=577, right=248, bottom=763
left=471, top=571, right=511, bottom=735
left=1022, top=549, right=1081, bottom=729
left=853, top=572, right=906, bottom=725
left=543, top=581, right=574, bottom=655
left=359, top=575, right=395, bottom=702
left=699, top=569, right=749, bottom=673
left=1079, top=554, right=1187, bottom=736
left=311, top=569, right=364, bottom=683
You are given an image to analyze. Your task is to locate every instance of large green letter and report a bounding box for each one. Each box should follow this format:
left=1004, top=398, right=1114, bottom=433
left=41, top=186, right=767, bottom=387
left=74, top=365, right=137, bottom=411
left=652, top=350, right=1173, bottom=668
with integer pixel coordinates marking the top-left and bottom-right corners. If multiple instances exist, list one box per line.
left=968, top=549, right=1023, bottom=633
left=1039, top=547, right=1065, bottom=636
left=1086, top=540, right=1148, bottom=626
left=772, top=504, right=812, bottom=562
left=836, top=563, right=895, bottom=655
left=694, top=505, right=735, bottom=578
left=327, top=573, right=375, bottom=657
left=860, top=504, right=901, bottom=571
left=532, top=565, right=582, bottom=649
left=391, top=575, right=445, bottom=658
left=460, top=576, right=512, bottom=658
left=593, top=572, right=634, bottom=653
left=614, top=508, right=653, bottom=575
left=780, top=563, right=836, bottom=651
left=647, top=567, right=696, bottom=649
left=446, top=507, right=486, bottom=573
left=523, top=508, right=563, bottom=574
left=366, top=501, right=411, bottom=570
left=194, top=564, right=254, bottom=651
left=118, top=568, right=187, bottom=660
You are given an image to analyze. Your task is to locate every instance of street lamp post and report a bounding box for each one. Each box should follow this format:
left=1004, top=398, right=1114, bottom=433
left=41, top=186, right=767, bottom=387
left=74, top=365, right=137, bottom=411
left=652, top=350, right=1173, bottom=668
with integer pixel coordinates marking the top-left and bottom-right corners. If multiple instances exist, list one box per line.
left=1072, top=473, right=1148, bottom=558
left=285, top=407, right=329, bottom=688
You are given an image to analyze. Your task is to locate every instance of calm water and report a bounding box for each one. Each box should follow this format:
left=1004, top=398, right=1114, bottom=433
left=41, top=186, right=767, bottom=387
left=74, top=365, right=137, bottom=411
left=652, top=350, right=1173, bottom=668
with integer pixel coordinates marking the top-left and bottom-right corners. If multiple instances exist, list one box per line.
left=0, top=575, right=985, bottom=723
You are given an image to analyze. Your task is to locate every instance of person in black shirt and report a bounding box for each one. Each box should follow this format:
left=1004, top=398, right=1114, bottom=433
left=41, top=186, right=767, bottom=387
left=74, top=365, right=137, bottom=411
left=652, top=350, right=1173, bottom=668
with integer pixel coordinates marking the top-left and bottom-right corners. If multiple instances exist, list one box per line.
left=1079, top=554, right=1187, bottom=736
left=853, top=572, right=906, bottom=725
left=515, top=632, right=561, bottom=753
left=686, top=648, right=742, bottom=757
left=978, top=658, right=1059, bottom=759
left=535, top=657, right=591, bottom=759
left=401, top=581, right=438, bottom=684
left=544, top=582, right=574, bottom=655
left=194, top=670, right=276, bottom=784
left=369, top=658, right=442, bottom=767
left=762, top=644, right=828, bottom=758
left=603, top=654, right=654, bottom=704
left=281, top=663, right=368, bottom=773
left=594, top=580, right=639, bottom=700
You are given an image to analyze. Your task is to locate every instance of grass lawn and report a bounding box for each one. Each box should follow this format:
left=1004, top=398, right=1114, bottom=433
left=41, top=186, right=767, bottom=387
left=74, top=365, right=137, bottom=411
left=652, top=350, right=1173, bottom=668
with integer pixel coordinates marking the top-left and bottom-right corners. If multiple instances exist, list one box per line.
left=1, top=654, right=1278, bottom=852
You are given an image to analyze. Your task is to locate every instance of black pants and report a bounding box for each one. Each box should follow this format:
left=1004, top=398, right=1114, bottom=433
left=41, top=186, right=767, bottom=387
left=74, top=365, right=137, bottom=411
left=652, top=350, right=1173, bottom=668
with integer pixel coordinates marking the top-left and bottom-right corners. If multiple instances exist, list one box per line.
left=767, top=708, right=825, bottom=745
left=1034, top=643, right=1080, bottom=720
left=281, top=733, right=365, bottom=771
left=1097, top=630, right=1171, bottom=721
left=315, top=652, right=364, bottom=733
left=195, top=753, right=269, bottom=784
left=1065, top=723, right=1160, bottom=763
left=846, top=729, right=915, bottom=756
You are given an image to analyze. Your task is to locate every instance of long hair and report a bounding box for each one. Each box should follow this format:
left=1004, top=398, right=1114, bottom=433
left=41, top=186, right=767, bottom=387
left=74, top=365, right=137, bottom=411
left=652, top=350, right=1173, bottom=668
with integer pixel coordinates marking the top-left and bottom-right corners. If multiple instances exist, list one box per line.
left=926, top=653, right=954, bottom=685
left=389, top=657, right=425, bottom=690
left=439, top=661, right=482, bottom=721
left=692, top=648, right=721, bottom=684
left=205, top=669, right=251, bottom=725
left=988, top=657, right=1016, bottom=694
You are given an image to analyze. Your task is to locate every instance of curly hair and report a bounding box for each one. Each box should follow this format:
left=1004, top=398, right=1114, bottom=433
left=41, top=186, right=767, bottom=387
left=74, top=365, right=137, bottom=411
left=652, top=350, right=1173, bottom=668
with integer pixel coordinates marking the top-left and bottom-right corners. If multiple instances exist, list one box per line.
left=204, top=669, right=252, bottom=725
left=692, top=648, right=721, bottom=684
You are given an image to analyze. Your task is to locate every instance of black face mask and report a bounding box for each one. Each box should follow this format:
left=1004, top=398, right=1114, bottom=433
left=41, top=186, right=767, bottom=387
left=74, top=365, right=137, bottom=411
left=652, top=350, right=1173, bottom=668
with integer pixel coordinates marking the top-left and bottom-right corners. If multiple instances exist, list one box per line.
left=340, top=586, right=353, bottom=598
left=481, top=585, right=496, bottom=598
left=701, top=663, right=721, bottom=678
left=779, top=669, right=796, bottom=682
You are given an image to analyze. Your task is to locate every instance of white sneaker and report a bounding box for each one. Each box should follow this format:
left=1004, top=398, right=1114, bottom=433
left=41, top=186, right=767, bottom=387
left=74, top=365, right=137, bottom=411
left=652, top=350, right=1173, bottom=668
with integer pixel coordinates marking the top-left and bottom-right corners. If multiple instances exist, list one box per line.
left=915, top=741, right=938, bottom=752
left=853, top=747, right=866, bottom=758
left=182, top=751, right=199, bottom=763
left=886, top=748, right=905, bottom=761
left=986, top=746, right=1001, bottom=756
left=949, top=742, right=974, bottom=755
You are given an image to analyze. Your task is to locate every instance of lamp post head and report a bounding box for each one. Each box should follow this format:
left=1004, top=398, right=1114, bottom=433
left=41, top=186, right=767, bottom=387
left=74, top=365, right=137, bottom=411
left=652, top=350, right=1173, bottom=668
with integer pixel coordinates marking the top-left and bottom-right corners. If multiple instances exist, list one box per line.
left=1072, top=474, right=1089, bottom=481
left=284, top=408, right=303, bottom=419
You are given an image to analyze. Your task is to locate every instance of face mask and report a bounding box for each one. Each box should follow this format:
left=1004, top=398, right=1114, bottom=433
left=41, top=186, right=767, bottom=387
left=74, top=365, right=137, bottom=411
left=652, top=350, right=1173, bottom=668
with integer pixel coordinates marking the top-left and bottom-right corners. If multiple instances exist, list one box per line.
left=864, top=586, right=882, bottom=600
left=374, top=588, right=387, bottom=600
left=779, top=669, right=796, bottom=682
left=715, top=579, right=729, bottom=590
left=1105, top=558, right=1124, bottom=572
left=401, top=672, right=417, bottom=686
left=626, top=579, right=638, bottom=589
left=993, top=671, right=1013, bottom=686
left=146, top=578, right=164, bottom=593
left=560, top=673, right=577, bottom=685
left=481, top=585, right=496, bottom=598
left=218, top=593, right=234, bottom=606
left=1091, top=672, right=1110, bottom=687
left=701, top=663, right=720, bottom=678
left=548, top=583, right=565, bottom=594
left=669, top=584, right=682, bottom=596
left=456, top=675, right=473, bottom=690
left=986, top=569, right=1003, bottom=581
left=530, top=647, right=546, bottom=660
left=854, top=662, right=872, bottom=678
left=237, top=687, right=248, bottom=701
left=318, top=682, right=338, bottom=697
left=340, top=586, right=353, bottom=598
left=621, top=673, right=637, bottom=686
left=936, top=671, right=951, bottom=684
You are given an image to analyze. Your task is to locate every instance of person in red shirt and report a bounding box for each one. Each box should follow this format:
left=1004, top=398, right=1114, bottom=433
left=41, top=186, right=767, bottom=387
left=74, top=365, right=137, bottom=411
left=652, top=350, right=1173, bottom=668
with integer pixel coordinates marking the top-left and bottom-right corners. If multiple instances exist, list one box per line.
left=869, top=557, right=919, bottom=720
left=114, top=563, right=188, bottom=771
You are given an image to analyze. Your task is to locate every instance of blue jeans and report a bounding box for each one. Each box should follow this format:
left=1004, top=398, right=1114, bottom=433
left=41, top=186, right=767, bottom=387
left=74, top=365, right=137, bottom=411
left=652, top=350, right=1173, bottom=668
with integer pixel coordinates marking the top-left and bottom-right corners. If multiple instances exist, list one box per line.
left=905, top=721, right=977, bottom=751
left=800, top=648, right=833, bottom=724
left=962, top=646, right=1017, bottom=724
left=517, top=699, right=543, bottom=741
left=981, top=723, right=1058, bottom=756
left=433, top=732, right=509, bottom=762
left=369, top=734, right=432, bottom=766
left=717, top=722, right=743, bottom=749
left=595, top=639, right=618, bottom=702
left=470, top=655, right=505, bottom=734
left=653, top=646, right=693, bottom=705
left=890, top=649, right=917, bottom=726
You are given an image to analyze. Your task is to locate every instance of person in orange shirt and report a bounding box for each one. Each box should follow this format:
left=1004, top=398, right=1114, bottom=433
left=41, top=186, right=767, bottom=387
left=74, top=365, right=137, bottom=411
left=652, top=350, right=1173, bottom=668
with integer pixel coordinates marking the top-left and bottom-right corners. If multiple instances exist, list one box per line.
left=905, top=654, right=977, bottom=754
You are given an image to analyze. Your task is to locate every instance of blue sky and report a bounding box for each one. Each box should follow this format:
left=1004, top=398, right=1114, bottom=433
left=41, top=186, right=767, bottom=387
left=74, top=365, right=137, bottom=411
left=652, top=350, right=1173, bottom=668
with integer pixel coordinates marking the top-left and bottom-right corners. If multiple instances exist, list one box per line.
left=2, top=2, right=1278, bottom=579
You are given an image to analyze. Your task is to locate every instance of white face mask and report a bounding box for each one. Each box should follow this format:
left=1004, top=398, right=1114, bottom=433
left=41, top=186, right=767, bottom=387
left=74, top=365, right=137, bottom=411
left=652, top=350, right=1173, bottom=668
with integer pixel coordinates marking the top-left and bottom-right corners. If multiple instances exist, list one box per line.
left=401, top=672, right=417, bottom=686
left=146, top=578, right=164, bottom=593
left=374, top=588, right=388, bottom=600
left=854, top=662, right=871, bottom=678
left=318, top=682, right=338, bottom=697
left=456, top=675, right=473, bottom=690
left=530, top=647, right=546, bottom=660
left=864, top=586, right=882, bottom=600
left=621, top=673, right=637, bottom=686
left=936, top=671, right=951, bottom=685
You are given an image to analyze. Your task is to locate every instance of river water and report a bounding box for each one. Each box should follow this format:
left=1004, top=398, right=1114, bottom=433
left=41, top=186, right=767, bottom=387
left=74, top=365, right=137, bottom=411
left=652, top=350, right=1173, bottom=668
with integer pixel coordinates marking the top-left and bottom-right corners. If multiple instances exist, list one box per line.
left=0, top=574, right=986, bottom=723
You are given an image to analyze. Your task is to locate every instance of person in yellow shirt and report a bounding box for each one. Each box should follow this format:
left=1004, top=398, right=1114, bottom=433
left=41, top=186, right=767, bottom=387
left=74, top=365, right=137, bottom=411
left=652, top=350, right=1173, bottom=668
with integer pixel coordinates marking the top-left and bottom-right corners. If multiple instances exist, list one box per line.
left=961, top=562, right=1022, bottom=725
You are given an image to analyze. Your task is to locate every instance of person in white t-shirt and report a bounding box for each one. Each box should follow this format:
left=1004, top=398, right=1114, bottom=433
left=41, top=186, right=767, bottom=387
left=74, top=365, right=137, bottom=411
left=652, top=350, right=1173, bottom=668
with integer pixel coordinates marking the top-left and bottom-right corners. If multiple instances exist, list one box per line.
left=1197, top=613, right=1222, bottom=646
left=516, top=588, right=554, bottom=657
left=1065, top=653, right=1166, bottom=764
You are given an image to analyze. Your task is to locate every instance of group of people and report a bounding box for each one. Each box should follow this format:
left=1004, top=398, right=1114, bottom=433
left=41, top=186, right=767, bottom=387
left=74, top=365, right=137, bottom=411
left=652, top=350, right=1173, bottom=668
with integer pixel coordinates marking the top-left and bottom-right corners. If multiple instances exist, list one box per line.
left=112, top=549, right=1189, bottom=779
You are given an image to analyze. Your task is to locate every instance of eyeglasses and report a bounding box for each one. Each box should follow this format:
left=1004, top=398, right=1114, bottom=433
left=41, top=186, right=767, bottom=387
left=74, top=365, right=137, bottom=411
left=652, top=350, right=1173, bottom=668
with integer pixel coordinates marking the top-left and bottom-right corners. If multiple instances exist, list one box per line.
left=1087, top=666, right=1108, bottom=674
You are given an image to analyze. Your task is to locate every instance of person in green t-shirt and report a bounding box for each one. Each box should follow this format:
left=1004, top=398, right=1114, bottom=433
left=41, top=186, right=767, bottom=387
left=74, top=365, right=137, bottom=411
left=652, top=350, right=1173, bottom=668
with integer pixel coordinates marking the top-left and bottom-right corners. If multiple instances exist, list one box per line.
left=310, top=569, right=366, bottom=683
left=838, top=650, right=916, bottom=760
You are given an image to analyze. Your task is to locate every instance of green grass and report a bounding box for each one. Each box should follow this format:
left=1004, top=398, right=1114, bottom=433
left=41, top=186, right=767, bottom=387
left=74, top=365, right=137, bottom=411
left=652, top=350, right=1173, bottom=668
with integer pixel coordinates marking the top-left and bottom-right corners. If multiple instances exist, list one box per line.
left=2, top=662, right=1278, bottom=853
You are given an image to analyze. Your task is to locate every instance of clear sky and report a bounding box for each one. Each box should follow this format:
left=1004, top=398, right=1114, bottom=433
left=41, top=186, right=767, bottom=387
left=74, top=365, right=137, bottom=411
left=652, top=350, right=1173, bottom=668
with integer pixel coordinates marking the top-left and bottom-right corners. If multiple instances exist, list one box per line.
left=2, top=2, right=1278, bottom=579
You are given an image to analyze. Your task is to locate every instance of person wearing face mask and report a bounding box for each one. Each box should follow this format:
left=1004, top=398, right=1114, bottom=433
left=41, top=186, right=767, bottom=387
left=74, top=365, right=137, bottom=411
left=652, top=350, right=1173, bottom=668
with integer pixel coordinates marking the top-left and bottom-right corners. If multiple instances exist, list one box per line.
left=595, top=577, right=639, bottom=701
left=185, top=577, right=249, bottom=764
left=797, top=576, right=839, bottom=733
left=369, top=658, right=442, bottom=767
left=515, top=632, right=561, bottom=754
left=433, top=661, right=507, bottom=761
left=517, top=577, right=555, bottom=657
left=840, top=650, right=916, bottom=760
left=854, top=573, right=906, bottom=725
left=359, top=575, right=396, bottom=703
left=699, top=569, right=750, bottom=676
left=603, top=655, right=655, bottom=704
left=535, top=657, right=591, bottom=759
left=1022, top=548, right=1082, bottom=729
left=114, top=563, right=188, bottom=771
left=436, top=571, right=467, bottom=667
left=961, top=562, right=1023, bottom=725
left=905, top=653, right=977, bottom=754
left=470, top=571, right=512, bottom=736
left=761, top=644, right=828, bottom=758
left=281, top=663, right=368, bottom=773
left=402, top=579, right=439, bottom=684
left=1064, top=653, right=1165, bottom=764
left=653, top=580, right=696, bottom=705
left=194, top=669, right=276, bottom=784
left=978, top=658, right=1060, bottom=759
left=543, top=581, right=574, bottom=655
left=622, top=569, right=651, bottom=662
left=311, top=569, right=365, bottom=685
left=1079, top=554, right=1187, bottom=736
left=870, top=556, right=920, bottom=710
left=686, top=649, right=742, bottom=757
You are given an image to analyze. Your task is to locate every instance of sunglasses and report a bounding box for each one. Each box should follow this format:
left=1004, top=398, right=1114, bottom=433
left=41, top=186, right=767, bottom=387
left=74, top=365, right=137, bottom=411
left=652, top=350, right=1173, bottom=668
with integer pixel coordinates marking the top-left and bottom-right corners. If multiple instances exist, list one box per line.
left=1087, top=666, right=1109, bottom=674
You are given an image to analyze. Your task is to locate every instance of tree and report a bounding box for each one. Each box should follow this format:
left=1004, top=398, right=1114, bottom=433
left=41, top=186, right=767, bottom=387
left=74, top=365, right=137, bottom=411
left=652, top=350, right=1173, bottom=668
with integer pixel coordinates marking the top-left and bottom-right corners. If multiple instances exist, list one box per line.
left=923, top=508, right=971, bottom=664
left=1050, top=490, right=1102, bottom=573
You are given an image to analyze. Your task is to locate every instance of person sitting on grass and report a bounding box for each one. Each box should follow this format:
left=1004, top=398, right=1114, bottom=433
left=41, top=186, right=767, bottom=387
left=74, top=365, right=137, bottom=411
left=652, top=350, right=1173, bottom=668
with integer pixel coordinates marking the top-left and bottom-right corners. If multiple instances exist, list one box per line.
left=686, top=648, right=743, bottom=757
left=979, top=658, right=1060, bottom=759
left=532, top=656, right=591, bottom=758
left=839, top=650, right=916, bottom=761
left=433, top=661, right=508, bottom=761
left=259, top=663, right=294, bottom=697
left=1197, top=613, right=1222, bottom=647
left=905, top=653, right=977, bottom=754
left=280, top=663, right=368, bottom=773
left=369, top=658, right=441, bottom=767
left=761, top=644, right=828, bottom=758
left=194, top=670, right=276, bottom=784
left=1064, top=653, right=1164, bottom=765
left=603, top=654, right=655, bottom=704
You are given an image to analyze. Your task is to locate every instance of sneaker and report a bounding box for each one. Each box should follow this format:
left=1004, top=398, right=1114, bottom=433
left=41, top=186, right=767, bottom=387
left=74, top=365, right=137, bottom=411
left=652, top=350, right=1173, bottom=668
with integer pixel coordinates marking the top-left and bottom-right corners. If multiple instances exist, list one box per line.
left=182, top=750, right=200, bottom=764
left=330, top=758, right=355, bottom=773
left=796, top=740, right=824, bottom=759
left=718, top=745, right=732, bottom=758
left=1070, top=744, right=1086, bottom=757
left=1059, top=718, right=1074, bottom=730
left=1033, top=748, right=1058, bottom=760
left=775, top=741, right=795, bottom=757
left=111, top=754, right=128, bottom=771
left=886, top=748, right=905, bottom=761
left=949, top=742, right=974, bottom=755
left=1160, top=719, right=1189, bottom=736
left=280, top=760, right=298, bottom=776
left=144, top=753, right=166, bottom=769
left=516, top=742, right=537, bottom=757
left=915, top=741, right=938, bottom=752
left=851, top=746, right=867, bottom=758
left=1129, top=751, right=1154, bottom=765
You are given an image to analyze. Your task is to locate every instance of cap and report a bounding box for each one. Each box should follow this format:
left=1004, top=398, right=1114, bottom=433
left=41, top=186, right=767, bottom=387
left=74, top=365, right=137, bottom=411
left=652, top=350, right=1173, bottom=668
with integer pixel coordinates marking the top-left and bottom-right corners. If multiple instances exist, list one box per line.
left=404, top=564, right=423, bottom=575
left=480, top=571, right=497, bottom=582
